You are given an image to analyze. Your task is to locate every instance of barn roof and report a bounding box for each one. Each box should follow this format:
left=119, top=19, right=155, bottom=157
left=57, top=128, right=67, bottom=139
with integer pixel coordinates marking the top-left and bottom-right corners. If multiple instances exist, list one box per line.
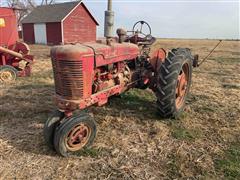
left=21, top=1, right=99, bottom=25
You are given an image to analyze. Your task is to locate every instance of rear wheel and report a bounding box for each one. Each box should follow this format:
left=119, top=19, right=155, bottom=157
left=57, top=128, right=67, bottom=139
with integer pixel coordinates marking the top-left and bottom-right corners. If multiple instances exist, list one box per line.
left=155, top=48, right=193, bottom=118
left=0, top=65, right=17, bottom=83
left=54, top=114, right=97, bottom=157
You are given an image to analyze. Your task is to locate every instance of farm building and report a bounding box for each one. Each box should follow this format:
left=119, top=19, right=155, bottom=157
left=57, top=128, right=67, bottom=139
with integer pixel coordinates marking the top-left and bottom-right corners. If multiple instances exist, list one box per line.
left=21, top=1, right=99, bottom=45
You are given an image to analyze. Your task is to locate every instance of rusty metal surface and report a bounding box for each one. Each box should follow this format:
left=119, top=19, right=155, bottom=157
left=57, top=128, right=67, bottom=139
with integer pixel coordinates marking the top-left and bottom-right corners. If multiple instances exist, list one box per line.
left=176, top=63, right=189, bottom=110
left=0, top=42, right=34, bottom=79
left=51, top=44, right=95, bottom=100
left=50, top=26, right=172, bottom=115
left=0, top=8, right=34, bottom=80
left=51, top=42, right=139, bottom=102
left=0, top=7, right=18, bottom=47
left=149, top=48, right=166, bottom=71
left=52, top=59, right=84, bottom=100
left=65, top=123, right=91, bottom=151
left=0, top=46, right=24, bottom=60
left=54, top=84, right=124, bottom=111
left=86, top=42, right=139, bottom=67
left=51, top=44, right=94, bottom=60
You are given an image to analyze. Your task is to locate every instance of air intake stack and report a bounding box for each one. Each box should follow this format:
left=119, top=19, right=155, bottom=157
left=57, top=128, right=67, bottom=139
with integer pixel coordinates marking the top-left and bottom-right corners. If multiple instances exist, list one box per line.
left=104, top=0, right=114, bottom=40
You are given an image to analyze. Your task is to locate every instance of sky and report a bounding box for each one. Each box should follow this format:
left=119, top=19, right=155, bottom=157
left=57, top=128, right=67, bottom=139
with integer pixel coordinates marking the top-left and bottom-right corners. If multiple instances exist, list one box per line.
left=1, top=0, right=239, bottom=39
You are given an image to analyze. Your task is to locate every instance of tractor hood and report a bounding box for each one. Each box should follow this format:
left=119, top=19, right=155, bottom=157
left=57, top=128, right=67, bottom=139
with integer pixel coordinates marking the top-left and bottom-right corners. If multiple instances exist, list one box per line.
left=51, top=42, right=139, bottom=67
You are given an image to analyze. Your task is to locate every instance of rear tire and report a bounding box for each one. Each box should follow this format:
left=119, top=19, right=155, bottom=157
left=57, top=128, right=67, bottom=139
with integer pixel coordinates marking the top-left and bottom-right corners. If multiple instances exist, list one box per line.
left=155, top=48, right=193, bottom=118
left=0, top=65, right=17, bottom=82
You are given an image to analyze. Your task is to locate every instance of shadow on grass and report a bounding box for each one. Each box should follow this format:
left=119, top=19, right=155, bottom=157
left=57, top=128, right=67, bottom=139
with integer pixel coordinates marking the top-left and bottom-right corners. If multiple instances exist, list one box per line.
left=106, top=88, right=165, bottom=121
left=0, top=86, right=177, bottom=157
left=0, top=82, right=58, bottom=157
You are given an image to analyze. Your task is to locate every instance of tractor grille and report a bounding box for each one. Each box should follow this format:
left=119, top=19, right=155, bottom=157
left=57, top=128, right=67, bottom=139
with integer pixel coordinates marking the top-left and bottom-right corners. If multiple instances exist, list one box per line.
left=52, top=59, right=84, bottom=100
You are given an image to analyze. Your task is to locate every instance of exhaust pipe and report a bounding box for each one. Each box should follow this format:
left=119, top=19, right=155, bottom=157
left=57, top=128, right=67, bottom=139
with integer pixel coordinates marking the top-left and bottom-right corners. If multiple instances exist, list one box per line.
left=104, top=0, right=114, bottom=39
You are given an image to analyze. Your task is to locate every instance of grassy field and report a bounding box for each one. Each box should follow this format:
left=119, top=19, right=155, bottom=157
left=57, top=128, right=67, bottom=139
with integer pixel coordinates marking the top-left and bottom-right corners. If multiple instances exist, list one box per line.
left=0, top=39, right=239, bottom=179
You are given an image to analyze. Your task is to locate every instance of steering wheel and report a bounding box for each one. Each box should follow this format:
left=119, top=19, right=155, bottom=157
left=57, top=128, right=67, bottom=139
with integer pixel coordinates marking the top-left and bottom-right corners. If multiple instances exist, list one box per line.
left=132, top=21, right=152, bottom=38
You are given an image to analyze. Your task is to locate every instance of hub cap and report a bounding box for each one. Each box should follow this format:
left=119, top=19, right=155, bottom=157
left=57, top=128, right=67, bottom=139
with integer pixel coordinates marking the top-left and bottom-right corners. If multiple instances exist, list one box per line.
left=176, top=63, right=189, bottom=110
left=65, top=123, right=91, bottom=151
left=0, top=70, right=15, bottom=82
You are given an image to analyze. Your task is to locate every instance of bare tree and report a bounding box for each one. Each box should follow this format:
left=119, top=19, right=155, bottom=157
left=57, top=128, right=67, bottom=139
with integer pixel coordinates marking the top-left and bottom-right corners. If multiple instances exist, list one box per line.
left=7, top=0, right=36, bottom=26
left=40, top=0, right=55, bottom=6
left=7, top=0, right=56, bottom=27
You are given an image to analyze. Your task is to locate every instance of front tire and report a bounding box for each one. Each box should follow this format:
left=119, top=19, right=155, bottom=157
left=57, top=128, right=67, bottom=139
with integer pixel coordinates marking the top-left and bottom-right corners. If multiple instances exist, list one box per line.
left=54, top=114, right=97, bottom=157
left=155, top=48, right=193, bottom=118
left=43, top=110, right=65, bottom=149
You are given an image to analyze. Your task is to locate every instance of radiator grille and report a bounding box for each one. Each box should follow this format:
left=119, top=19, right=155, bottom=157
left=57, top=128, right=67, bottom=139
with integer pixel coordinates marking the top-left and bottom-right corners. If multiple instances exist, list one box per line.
left=52, top=59, right=84, bottom=100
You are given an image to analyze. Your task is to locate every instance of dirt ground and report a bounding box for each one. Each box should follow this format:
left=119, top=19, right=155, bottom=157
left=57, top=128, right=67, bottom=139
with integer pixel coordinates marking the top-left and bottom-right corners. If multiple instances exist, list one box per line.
left=0, top=39, right=239, bottom=179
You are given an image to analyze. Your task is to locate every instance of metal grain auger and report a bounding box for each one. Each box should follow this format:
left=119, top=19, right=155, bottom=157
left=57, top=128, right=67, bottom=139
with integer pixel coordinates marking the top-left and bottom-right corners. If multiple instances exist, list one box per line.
left=44, top=0, right=199, bottom=156
left=0, top=7, right=34, bottom=83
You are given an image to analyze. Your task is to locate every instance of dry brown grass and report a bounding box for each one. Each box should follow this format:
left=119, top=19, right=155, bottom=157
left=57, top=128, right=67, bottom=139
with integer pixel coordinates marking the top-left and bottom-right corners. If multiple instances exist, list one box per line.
left=0, top=39, right=239, bottom=179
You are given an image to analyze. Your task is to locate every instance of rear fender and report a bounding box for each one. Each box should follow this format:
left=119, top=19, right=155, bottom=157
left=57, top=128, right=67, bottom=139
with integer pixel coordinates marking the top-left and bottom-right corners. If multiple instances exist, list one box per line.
left=149, top=48, right=166, bottom=71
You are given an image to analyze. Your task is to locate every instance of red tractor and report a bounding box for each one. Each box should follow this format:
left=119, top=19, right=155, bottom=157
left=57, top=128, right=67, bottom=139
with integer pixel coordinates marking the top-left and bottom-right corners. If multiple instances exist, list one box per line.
left=0, top=7, right=33, bottom=83
left=44, top=0, right=198, bottom=156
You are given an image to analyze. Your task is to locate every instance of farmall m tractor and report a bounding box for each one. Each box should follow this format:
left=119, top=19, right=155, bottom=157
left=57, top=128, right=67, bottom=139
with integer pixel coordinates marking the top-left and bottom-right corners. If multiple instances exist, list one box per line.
left=44, top=0, right=198, bottom=156
left=0, top=7, right=33, bottom=83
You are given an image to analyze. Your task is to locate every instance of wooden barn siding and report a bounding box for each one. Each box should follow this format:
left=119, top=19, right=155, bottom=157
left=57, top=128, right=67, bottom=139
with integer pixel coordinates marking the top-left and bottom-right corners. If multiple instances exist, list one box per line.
left=22, top=23, right=35, bottom=44
left=46, top=22, right=62, bottom=45
left=63, top=4, right=96, bottom=44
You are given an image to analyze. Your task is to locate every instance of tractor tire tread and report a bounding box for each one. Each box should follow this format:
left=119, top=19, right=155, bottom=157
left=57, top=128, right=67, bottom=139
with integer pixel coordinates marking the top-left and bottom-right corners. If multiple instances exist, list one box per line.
left=155, top=48, right=193, bottom=118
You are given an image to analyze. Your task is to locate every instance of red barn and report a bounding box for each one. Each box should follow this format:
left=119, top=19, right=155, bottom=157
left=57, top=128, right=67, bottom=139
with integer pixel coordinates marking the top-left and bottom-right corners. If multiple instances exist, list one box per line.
left=21, top=1, right=98, bottom=45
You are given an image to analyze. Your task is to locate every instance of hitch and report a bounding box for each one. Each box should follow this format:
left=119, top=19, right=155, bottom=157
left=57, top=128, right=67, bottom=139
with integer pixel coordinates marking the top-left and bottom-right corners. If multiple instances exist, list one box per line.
left=197, top=40, right=223, bottom=67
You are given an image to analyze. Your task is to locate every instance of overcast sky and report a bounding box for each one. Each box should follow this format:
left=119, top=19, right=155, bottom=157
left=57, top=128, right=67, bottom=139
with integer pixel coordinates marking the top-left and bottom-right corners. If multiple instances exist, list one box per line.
left=1, top=0, right=239, bottom=39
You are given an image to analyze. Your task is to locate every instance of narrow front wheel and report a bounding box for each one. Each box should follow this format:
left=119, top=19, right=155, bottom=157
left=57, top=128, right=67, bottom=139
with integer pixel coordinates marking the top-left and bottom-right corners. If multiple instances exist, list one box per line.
left=54, top=114, right=97, bottom=157
left=43, top=110, right=65, bottom=149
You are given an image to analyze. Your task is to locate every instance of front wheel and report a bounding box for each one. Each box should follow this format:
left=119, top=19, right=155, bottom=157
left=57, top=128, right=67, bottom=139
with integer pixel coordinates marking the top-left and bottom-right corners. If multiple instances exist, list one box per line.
left=0, top=65, right=17, bottom=83
left=155, top=48, right=193, bottom=118
left=43, top=110, right=65, bottom=149
left=54, top=114, right=97, bottom=157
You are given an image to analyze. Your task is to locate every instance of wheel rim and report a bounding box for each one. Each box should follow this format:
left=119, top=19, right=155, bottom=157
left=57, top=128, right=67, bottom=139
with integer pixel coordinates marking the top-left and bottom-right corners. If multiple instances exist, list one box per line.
left=65, top=123, right=91, bottom=151
left=0, top=70, right=15, bottom=82
left=176, top=63, right=189, bottom=110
